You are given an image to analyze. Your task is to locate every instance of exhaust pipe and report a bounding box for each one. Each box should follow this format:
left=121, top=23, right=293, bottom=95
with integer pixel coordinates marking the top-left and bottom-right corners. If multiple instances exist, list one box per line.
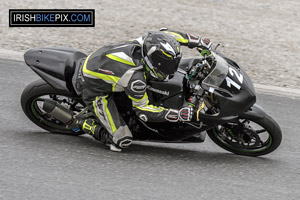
left=42, top=99, right=75, bottom=125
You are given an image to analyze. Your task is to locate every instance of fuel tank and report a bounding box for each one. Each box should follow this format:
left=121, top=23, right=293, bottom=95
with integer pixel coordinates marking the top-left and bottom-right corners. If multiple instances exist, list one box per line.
left=147, top=70, right=186, bottom=109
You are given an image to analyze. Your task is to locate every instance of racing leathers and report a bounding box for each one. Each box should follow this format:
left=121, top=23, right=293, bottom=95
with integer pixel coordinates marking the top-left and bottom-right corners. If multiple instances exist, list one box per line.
left=79, top=29, right=210, bottom=150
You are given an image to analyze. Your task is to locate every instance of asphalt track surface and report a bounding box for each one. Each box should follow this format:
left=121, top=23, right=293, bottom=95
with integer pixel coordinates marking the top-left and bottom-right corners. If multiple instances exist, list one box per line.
left=1, top=58, right=300, bottom=200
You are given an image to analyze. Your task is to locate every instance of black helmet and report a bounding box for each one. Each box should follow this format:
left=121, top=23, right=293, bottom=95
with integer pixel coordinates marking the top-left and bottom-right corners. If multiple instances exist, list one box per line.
left=142, top=31, right=182, bottom=81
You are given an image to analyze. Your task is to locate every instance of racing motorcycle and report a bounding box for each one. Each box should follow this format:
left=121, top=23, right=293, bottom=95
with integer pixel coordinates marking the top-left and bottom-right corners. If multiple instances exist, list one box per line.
left=21, top=46, right=282, bottom=156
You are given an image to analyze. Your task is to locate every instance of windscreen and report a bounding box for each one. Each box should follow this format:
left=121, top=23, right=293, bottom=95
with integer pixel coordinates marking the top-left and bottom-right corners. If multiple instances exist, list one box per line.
left=202, top=53, right=229, bottom=88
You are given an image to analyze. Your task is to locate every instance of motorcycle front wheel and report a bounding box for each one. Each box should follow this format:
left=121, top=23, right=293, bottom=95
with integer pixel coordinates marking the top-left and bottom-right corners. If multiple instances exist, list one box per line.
left=207, top=114, right=282, bottom=156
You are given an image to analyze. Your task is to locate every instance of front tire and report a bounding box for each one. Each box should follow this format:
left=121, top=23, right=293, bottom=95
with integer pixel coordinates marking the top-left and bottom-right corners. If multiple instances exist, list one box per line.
left=207, top=114, right=282, bottom=156
left=21, top=79, right=85, bottom=135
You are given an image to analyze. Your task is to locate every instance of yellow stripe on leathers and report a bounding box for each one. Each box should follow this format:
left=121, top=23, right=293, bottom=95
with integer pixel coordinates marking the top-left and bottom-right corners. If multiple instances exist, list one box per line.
left=163, top=31, right=189, bottom=44
left=102, top=96, right=117, bottom=133
left=106, top=54, right=136, bottom=66
left=93, top=97, right=100, bottom=120
left=93, top=96, right=117, bottom=134
left=128, top=94, right=166, bottom=113
left=83, top=54, right=120, bottom=83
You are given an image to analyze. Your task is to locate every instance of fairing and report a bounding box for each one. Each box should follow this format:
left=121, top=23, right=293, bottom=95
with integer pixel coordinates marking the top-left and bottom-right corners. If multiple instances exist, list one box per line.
left=201, top=53, right=256, bottom=117
left=147, top=70, right=185, bottom=109
left=24, top=47, right=86, bottom=95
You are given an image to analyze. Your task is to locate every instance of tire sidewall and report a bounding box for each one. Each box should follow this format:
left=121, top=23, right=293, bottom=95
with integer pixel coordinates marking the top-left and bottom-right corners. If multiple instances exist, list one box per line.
left=21, top=79, right=84, bottom=135
left=207, top=114, right=282, bottom=156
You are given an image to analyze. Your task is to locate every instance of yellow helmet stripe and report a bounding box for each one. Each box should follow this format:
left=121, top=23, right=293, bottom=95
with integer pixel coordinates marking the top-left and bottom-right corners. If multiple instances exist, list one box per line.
left=160, top=49, right=173, bottom=59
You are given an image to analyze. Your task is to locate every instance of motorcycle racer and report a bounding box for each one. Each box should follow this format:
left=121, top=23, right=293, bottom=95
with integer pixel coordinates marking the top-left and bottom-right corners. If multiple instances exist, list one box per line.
left=75, top=28, right=212, bottom=151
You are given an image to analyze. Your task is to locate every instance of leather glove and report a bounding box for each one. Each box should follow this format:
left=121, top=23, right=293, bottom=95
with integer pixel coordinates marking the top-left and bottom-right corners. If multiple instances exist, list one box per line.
left=165, top=107, right=193, bottom=122
left=186, top=33, right=212, bottom=51
left=165, top=109, right=179, bottom=122
left=186, top=33, right=201, bottom=48
left=178, top=107, right=193, bottom=122
left=199, top=38, right=212, bottom=51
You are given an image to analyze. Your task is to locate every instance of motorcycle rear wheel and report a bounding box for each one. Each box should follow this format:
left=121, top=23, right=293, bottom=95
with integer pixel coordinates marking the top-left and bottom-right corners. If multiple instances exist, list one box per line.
left=21, top=79, right=85, bottom=135
left=207, top=114, right=282, bottom=156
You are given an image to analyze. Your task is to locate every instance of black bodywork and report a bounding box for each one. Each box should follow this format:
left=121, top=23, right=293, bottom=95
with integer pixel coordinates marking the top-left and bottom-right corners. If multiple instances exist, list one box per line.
left=208, top=52, right=256, bottom=117
left=24, top=47, right=265, bottom=142
left=24, top=47, right=86, bottom=95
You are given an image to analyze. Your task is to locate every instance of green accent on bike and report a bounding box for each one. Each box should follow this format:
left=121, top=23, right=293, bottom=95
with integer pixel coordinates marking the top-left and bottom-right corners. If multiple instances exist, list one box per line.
left=201, top=49, right=211, bottom=56
left=226, top=128, right=236, bottom=138
left=187, top=102, right=196, bottom=107
left=30, top=97, right=69, bottom=131
left=213, top=128, right=273, bottom=153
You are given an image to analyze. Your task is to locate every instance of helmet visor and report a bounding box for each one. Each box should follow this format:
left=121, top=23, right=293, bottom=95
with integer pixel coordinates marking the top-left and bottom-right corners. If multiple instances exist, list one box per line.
left=150, top=51, right=182, bottom=74
left=152, top=68, right=169, bottom=81
left=144, top=56, right=171, bottom=81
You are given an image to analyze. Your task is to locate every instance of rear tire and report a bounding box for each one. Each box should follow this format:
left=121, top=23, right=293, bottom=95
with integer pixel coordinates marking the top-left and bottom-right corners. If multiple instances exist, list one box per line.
left=21, top=79, right=85, bottom=135
left=207, top=114, right=282, bottom=156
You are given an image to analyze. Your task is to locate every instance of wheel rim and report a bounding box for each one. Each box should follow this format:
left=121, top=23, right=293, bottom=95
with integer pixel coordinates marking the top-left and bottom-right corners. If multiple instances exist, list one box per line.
left=212, top=119, right=272, bottom=153
left=30, top=94, right=85, bottom=131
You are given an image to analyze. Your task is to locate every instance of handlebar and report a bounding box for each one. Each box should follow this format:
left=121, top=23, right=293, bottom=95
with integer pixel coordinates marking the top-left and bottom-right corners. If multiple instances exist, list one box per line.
left=187, top=50, right=215, bottom=81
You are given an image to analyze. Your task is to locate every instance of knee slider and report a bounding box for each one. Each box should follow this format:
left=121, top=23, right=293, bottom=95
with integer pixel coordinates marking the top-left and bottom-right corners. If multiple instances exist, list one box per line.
left=117, top=137, right=133, bottom=148
left=112, top=125, right=133, bottom=149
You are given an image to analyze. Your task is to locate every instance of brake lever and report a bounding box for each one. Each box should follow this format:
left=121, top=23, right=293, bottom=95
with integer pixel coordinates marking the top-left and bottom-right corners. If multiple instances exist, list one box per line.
left=214, top=43, right=221, bottom=50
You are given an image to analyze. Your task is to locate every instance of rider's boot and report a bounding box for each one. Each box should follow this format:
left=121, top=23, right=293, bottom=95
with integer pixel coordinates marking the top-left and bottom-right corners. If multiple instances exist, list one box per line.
left=74, top=119, right=122, bottom=152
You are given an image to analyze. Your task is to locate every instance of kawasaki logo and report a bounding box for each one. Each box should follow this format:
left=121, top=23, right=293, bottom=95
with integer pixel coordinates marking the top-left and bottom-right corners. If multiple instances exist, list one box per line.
left=146, top=86, right=169, bottom=96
